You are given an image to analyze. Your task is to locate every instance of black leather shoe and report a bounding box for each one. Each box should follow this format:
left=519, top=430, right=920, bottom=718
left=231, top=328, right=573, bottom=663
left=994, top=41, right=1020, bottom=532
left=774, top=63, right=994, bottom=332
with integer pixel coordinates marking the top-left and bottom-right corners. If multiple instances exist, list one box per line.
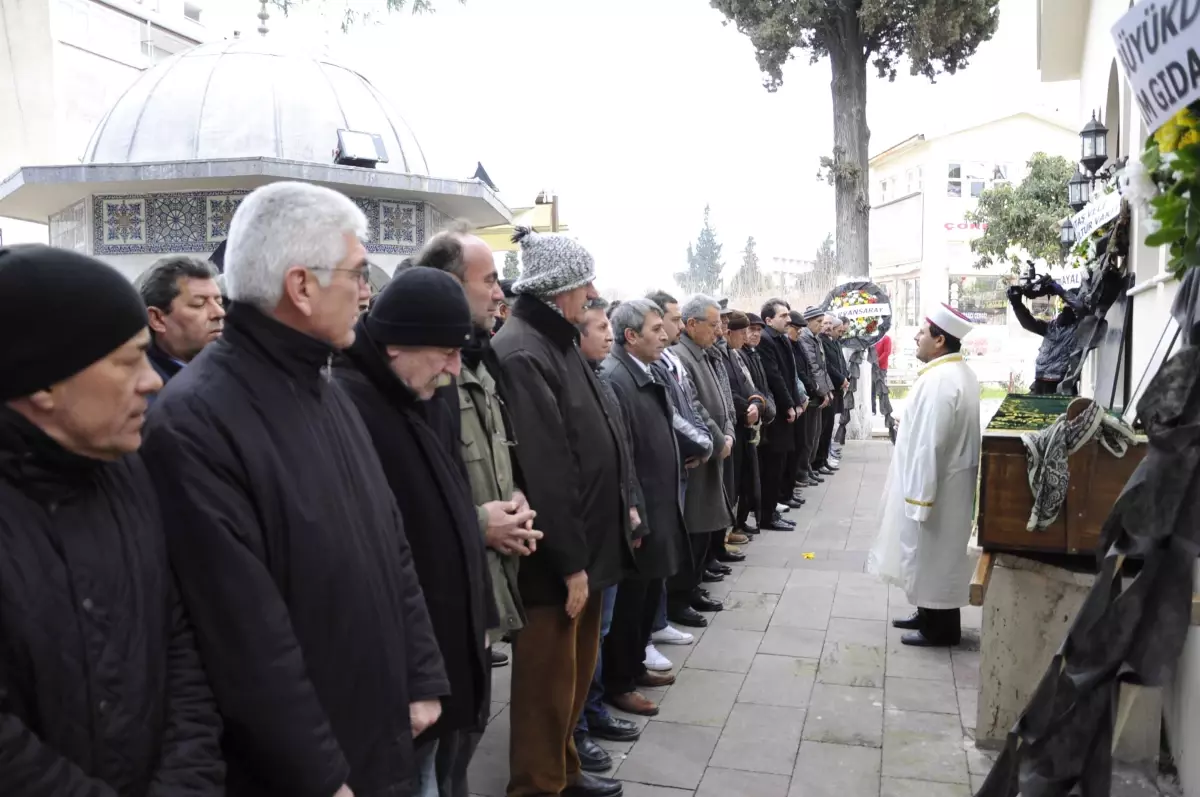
left=575, top=734, right=612, bottom=772
left=891, top=612, right=921, bottom=630
left=708, top=561, right=733, bottom=575
left=771, top=513, right=796, bottom=528
left=692, top=593, right=724, bottom=612
left=565, top=771, right=624, bottom=797
left=589, top=714, right=641, bottom=742
left=669, top=606, right=709, bottom=627
left=807, top=474, right=825, bottom=484
left=702, top=570, right=725, bottom=583
left=817, top=466, right=836, bottom=476
left=783, top=498, right=803, bottom=509
left=741, top=522, right=759, bottom=534
left=717, top=548, right=746, bottom=563
left=761, top=519, right=794, bottom=531
left=490, top=648, right=509, bottom=668
left=901, top=630, right=960, bottom=648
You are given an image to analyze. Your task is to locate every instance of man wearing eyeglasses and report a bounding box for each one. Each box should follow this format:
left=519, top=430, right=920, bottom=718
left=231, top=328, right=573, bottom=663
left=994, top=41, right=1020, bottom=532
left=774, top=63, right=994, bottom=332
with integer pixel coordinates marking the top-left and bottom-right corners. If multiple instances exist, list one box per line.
left=141, top=182, right=449, bottom=797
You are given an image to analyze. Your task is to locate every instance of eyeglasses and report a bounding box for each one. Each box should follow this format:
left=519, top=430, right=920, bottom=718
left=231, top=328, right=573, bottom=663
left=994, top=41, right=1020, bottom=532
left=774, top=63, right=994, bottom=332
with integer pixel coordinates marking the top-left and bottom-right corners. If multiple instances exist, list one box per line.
left=311, top=266, right=371, bottom=287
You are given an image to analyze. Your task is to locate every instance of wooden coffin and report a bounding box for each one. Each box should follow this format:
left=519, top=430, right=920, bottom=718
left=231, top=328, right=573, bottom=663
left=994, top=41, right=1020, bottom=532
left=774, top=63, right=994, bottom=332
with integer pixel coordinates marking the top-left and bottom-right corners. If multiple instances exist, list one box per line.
left=976, top=395, right=1146, bottom=557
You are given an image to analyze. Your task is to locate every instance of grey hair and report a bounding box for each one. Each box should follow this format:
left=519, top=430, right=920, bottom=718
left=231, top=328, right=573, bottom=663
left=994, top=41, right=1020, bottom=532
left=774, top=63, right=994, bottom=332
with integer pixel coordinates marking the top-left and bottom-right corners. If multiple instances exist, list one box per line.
left=576, top=296, right=611, bottom=335
left=410, top=220, right=473, bottom=279
left=611, top=298, right=663, bottom=346
left=681, top=294, right=721, bottom=323
left=225, top=182, right=368, bottom=310
left=139, top=255, right=218, bottom=312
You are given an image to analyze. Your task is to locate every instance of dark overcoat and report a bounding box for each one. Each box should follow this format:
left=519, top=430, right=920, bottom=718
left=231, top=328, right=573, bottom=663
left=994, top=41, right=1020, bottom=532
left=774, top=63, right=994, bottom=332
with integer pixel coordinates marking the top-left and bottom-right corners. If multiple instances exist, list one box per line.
left=759, top=326, right=800, bottom=451
left=491, top=296, right=634, bottom=607
left=0, top=408, right=224, bottom=797
left=141, top=303, right=449, bottom=797
left=600, top=347, right=689, bottom=580
left=670, top=334, right=734, bottom=534
left=333, top=323, right=495, bottom=741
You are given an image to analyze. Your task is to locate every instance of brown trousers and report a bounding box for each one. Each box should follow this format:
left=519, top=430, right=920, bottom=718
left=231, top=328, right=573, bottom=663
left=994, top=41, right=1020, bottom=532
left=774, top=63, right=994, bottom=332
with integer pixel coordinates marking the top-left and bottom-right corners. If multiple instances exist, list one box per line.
left=507, top=593, right=603, bottom=796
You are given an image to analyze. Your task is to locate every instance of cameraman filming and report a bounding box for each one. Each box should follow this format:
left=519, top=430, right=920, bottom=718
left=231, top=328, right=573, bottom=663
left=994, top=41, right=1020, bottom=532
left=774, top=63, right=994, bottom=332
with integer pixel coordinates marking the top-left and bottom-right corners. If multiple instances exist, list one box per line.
left=1007, top=264, right=1085, bottom=395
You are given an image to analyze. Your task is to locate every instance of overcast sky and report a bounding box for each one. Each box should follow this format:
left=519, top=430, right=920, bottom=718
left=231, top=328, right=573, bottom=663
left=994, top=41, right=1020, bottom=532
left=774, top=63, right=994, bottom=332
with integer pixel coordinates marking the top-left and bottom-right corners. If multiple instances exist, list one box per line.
left=206, top=0, right=1076, bottom=295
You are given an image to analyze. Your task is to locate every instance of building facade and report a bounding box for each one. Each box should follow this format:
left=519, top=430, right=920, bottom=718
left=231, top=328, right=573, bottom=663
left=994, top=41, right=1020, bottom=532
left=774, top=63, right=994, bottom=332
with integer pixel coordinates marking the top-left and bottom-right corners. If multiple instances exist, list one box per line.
left=0, top=0, right=213, bottom=244
left=1037, top=2, right=1199, bottom=794
left=867, top=112, right=1078, bottom=384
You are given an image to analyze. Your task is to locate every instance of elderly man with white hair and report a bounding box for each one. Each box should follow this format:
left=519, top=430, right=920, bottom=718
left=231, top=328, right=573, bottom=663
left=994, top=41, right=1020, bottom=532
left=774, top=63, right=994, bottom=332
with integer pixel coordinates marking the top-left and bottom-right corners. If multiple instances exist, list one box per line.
left=141, top=181, right=449, bottom=797
left=666, top=294, right=736, bottom=627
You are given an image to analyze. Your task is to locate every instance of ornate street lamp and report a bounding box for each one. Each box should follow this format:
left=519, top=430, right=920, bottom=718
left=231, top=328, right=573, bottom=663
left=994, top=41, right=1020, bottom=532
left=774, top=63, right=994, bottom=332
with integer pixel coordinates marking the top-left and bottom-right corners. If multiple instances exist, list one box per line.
left=1068, top=169, right=1090, bottom=212
left=1060, top=218, right=1077, bottom=259
left=1080, top=112, right=1109, bottom=176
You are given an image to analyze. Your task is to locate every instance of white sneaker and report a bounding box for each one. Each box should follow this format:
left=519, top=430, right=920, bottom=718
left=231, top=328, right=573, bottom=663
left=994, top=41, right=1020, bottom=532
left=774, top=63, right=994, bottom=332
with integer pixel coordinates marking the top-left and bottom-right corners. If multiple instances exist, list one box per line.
left=776, top=503, right=789, bottom=512
left=651, top=625, right=695, bottom=646
left=644, top=645, right=673, bottom=671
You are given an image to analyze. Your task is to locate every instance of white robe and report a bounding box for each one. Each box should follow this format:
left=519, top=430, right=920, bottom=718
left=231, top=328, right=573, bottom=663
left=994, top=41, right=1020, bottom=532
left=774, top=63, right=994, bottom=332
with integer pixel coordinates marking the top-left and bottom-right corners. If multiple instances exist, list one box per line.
left=867, top=353, right=981, bottom=610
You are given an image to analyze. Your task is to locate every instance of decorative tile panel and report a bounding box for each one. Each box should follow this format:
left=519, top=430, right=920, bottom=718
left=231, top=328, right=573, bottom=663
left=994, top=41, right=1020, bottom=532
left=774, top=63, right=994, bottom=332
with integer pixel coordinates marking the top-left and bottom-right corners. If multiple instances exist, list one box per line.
left=49, top=200, right=90, bottom=253
left=206, top=195, right=243, bottom=242
left=380, top=201, right=419, bottom=246
left=426, top=204, right=453, bottom=238
left=92, top=190, right=427, bottom=257
left=146, top=193, right=205, bottom=249
left=102, top=198, right=146, bottom=248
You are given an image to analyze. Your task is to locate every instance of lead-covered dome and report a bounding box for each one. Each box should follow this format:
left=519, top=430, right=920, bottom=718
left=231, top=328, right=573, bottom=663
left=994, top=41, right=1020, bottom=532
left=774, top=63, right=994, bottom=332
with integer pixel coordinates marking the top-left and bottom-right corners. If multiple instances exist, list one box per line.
left=83, top=38, right=429, bottom=176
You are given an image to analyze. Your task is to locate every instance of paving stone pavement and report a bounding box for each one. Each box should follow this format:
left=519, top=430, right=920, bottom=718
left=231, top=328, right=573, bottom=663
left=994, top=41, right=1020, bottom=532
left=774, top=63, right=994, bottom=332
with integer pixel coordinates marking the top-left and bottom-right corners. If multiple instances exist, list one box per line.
left=464, top=440, right=1159, bottom=796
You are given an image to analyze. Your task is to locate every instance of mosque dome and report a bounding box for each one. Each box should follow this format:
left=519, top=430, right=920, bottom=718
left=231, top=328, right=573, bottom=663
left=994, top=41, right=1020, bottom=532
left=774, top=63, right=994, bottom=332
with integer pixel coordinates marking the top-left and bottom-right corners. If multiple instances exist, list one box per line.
left=82, top=38, right=429, bottom=176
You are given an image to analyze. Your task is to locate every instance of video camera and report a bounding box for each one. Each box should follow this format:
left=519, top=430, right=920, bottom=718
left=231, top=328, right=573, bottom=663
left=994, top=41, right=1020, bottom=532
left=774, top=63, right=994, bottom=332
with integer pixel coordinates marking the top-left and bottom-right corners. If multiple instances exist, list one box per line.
left=1010, top=260, right=1058, bottom=299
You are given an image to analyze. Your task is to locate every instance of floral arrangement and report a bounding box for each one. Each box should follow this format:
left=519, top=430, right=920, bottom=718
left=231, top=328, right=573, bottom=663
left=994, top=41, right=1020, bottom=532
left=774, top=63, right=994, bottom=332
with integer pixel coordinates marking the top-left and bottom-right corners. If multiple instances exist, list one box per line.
left=1120, top=101, right=1200, bottom=278
left=822, top=280, right=892, bottom=349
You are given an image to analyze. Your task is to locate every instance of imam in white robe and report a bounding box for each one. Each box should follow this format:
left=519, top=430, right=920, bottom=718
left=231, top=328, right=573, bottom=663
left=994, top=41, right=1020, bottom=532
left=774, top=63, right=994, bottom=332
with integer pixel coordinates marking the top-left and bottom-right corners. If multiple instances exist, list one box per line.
left=867, top=352, right=981, bottom=610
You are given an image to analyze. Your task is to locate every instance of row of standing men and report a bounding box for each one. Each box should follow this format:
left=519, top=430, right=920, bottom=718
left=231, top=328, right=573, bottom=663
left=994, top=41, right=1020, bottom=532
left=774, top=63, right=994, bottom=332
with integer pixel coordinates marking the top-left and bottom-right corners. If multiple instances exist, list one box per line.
left=0, top=179, right=852, bottom=797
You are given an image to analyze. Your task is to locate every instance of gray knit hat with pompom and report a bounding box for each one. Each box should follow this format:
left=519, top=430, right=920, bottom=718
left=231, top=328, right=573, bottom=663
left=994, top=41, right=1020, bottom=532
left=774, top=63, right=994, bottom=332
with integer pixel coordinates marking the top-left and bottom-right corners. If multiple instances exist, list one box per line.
left=510, top=226, right=596, bottom=298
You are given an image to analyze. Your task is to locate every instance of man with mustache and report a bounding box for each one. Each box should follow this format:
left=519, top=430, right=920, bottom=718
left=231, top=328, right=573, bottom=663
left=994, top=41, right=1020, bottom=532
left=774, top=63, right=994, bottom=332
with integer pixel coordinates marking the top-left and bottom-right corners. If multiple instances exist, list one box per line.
left=139, top=255, right=226, bottom=389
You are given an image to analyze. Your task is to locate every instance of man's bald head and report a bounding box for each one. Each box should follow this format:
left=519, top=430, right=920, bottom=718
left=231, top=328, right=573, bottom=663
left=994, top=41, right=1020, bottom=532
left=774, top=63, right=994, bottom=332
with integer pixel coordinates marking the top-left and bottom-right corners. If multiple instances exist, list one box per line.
left=411, top=225, right=502, bottom=330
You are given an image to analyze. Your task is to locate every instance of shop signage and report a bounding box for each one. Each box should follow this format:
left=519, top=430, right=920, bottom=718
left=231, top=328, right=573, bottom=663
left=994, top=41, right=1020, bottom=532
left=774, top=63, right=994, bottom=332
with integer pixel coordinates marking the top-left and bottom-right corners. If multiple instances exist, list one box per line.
left=1071, top=190, right=1122, bottom=241
left=1055, top=268, right=1088, bottom=289
left=943, top=221, right=989, bottom=231
left=1112, top=0, right=1200, bottom=132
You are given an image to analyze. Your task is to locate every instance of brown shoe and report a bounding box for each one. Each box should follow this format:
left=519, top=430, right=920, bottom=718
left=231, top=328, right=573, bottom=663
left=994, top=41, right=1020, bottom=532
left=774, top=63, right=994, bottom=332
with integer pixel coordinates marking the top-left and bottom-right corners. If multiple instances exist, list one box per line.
left=636, top=670, right=677, bottom=688
left=608, top=690, right=659, bottom=716
left=727, top=532, right=750, bottom=545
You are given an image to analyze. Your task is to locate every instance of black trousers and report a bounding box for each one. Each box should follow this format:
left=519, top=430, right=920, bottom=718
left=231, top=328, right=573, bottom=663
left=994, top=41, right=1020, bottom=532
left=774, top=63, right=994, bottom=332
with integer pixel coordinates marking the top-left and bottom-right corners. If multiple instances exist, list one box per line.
left=813, top=403, right=837, bottom=468
left=735, top=443, right=760, bottom=529
left=667, top=535, right=710, bottom=614
left=918, top=608, right=962, bottom=645
left=758, top=445, right=787, bottom=522
left=604, top=578, right=663, bottom=696
left=796, top=406, right=821, bottom=481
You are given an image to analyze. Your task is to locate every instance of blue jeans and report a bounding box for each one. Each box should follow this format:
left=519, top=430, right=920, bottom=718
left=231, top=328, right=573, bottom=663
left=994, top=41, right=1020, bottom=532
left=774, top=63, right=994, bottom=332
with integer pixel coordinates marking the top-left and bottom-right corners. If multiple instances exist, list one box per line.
left=651, top=583, right=668, bottom=633
left=575, top=585, right=617, bottom=735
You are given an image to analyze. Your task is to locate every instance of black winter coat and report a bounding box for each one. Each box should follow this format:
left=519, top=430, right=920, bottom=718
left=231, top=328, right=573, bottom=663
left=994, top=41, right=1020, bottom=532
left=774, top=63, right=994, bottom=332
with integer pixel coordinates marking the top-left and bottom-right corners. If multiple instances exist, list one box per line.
left=741, top=347, right=776, bottom=425
left=491, top=296, right=634, bottom=607
left=141, top=303, right=449, bottom=797
left=759, top=327, right=800, bottom=451
left=333, top=324, right=495, bottom=741
left=822, top=335, right=847, bottom=390
left=600, top=348, right=689, bottom=580
left=793, top=338, right=818, bottom=399
left=0, top=407, right=223, bottom=796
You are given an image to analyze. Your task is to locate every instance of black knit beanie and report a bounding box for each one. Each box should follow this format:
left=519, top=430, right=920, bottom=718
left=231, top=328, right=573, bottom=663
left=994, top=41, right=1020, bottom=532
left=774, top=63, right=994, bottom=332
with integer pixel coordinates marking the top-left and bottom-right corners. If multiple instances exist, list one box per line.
left=365, top=266, right=473, bottom=348
left=0, top=245, right=148, bottom=402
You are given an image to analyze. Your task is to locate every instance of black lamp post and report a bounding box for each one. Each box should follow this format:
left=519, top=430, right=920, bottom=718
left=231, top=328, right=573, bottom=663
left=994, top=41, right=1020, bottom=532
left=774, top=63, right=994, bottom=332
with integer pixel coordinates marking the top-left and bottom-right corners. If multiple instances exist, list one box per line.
left=1080, top=112, right=1109, bottom=176
left=1068, top=168, right=1090, bottom=212
left=1060, top=218, right=1077, bottom=259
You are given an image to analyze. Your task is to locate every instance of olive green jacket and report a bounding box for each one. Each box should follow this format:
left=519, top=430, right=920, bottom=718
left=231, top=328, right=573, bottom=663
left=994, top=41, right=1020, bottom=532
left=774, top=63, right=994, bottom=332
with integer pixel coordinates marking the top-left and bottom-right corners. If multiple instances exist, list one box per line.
left=458, top=358, right=525, bottom=640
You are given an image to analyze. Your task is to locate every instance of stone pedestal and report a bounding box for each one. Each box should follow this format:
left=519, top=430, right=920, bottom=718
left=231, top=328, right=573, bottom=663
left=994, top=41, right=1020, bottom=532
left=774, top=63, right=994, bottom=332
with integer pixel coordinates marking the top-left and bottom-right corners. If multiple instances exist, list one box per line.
left=976, top=554, right=1161, bottom=767
left=845, top=358, right=873, bottom=440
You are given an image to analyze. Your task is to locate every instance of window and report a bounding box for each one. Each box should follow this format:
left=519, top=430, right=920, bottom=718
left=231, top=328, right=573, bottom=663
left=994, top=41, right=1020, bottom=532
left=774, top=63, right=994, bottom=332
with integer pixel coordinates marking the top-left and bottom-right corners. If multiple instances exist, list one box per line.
left=947, top=163, right=962, bottom=198
left=879, top=179, right=889, bottom=204
left=902, top=278, right=921, bottom=327
left=906, top=167, right=921, bottom=195
left=992, top=163, right=1011, bottom=188
left=966, top=162, right=990, bottom=197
